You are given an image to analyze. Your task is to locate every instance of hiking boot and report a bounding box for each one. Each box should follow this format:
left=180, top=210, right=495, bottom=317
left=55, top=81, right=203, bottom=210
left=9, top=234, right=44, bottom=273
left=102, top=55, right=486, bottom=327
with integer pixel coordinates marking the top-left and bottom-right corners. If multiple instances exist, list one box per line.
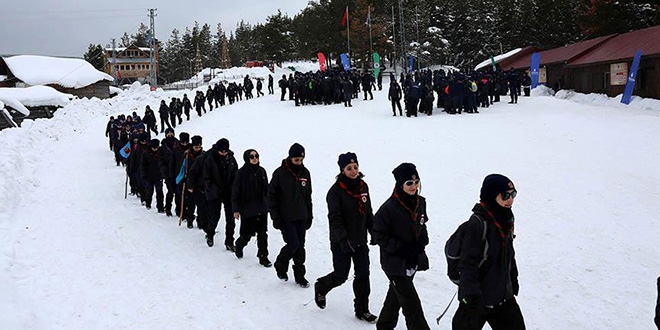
left=314, top=282, right=326, bottom=309
left=296, top=277, right=310, bottom=288
left=206, top=235, right=214, bottom=247
left=356, top=312, right=378, bottom=323
left=259, top=256, right=272, bottom=267
left=187, top=221, right=193, bottom=229
left=225, top=244, right=236, bottom=252
left=165, top=210, right=173, bottom=217
left=235, top=245, right=244, bottom=259
left=274, top=260, right=288, bottom=281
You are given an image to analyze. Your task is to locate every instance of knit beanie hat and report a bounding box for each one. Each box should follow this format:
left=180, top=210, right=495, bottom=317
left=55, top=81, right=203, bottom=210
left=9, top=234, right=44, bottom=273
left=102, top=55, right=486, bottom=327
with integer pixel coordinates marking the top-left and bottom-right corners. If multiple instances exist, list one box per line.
left=149, top=138, right=160, bottom=149
left=191, top=135, right=202, bottom=147
left=480, top=174, right=515, bottom=204
left=392, top=163, right=419, bottom=187
left=179, top=132, right=190, bottom=144
left=165, top=128, right=175, bottom=136
left=288, top=143, right=305, bottom=158
left=337, top=152, right=358, bottom=171
left=215, top=138, right=229, bottom=152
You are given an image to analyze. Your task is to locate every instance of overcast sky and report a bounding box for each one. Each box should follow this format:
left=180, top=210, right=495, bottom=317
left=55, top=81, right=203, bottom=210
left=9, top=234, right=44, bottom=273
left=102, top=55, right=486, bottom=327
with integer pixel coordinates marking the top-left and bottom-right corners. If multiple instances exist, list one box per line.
left=0, top=0, right=311, bottom=57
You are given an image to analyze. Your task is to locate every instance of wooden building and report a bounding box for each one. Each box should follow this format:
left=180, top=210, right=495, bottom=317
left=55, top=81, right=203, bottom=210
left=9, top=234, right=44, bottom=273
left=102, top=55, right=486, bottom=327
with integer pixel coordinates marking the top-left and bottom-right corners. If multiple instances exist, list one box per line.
left=105, top=44, right=159, bottom=85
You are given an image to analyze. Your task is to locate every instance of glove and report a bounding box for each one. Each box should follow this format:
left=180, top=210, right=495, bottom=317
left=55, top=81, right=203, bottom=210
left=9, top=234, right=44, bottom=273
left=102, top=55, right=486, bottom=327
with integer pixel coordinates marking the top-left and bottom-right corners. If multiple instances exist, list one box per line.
left=273, top=218, right=282, bottom=230
left=416, top=252, right=429, bottom=271
left=339, top=239, right=355, bottom=254
left=305, top=218, right=312, bottom=230
left=512, top=280, right=519, bottom=296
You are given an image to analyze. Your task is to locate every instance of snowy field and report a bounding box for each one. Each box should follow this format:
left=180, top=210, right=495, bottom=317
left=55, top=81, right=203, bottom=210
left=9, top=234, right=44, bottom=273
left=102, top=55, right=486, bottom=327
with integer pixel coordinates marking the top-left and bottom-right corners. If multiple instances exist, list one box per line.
left=1, top=81, right=660, bottom=330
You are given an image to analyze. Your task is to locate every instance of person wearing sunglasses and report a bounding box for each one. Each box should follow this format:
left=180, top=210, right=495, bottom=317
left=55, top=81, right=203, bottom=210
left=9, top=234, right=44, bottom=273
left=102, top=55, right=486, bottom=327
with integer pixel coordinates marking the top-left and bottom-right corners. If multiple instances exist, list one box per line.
left=314, top=152, right=378, bottom=323
left=231, top=149, right=272, bottom=267
left=269, top=143, right=313, bottom=288
left=452, top=174, right=525, bottom=330
left=372, top=163, right=431, bottom=330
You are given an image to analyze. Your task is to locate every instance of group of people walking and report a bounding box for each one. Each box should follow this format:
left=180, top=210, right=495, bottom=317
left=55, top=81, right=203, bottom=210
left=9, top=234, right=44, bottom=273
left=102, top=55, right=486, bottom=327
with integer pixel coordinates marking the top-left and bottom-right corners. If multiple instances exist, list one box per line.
left=104, top=71, right=528, bottom=329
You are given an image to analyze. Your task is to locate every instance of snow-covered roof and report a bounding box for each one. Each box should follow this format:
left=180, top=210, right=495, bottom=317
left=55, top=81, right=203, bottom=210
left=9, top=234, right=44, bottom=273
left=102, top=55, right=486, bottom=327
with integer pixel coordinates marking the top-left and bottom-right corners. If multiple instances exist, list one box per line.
left=474, top=48, right=522, bottom=71
left=105, top=47, right=151, bottom=52
left=0, top=86, right=74, bottom=110
left=2, top=55, right=113, bottom=89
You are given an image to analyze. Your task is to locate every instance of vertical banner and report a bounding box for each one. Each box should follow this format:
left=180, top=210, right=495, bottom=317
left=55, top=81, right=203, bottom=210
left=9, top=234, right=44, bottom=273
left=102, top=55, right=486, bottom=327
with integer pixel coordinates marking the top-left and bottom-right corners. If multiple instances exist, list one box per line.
left=621, top=50, right=642, bottom=105
left=490, top=56, right=496, bottom=71
left=372, top=52, right=381, bottom=78
left=408, top=55, right=414, bottom=73
left=340, top=53, right=351, bottom=72
left=530, top=52, right=541, bottom=89
left=317, top=52, right=327, bottom=72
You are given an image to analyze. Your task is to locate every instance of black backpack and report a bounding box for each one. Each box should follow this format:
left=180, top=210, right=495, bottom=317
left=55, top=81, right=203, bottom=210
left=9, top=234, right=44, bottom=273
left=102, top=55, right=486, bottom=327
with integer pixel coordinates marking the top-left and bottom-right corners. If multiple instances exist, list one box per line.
left=445, top=214, right=488, bottom=285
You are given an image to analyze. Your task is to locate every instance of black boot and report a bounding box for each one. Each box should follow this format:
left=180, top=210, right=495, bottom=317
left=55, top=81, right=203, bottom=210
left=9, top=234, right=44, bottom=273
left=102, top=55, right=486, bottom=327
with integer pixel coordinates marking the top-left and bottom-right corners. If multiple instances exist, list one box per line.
left=314, top=274, right=337, bottom=309
left=293, top=264, right=309, bottom=288
left=353, top=278, right=376, bottom=323
left=314, top=281, right=327, bottom=309
left=274, top=253, right=290, bottom=281
left=206, top=234, right=214, bottom=247
left=234, top=237, right=246, bottom=259
left=258, top=255, right=272, bottom=267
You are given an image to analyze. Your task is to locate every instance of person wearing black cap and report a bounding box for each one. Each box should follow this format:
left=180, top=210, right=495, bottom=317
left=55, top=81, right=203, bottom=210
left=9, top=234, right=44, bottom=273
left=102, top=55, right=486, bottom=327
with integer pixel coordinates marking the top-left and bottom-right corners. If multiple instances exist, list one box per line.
left=186, top=136, right=208, bottom=230
left=231, top=149, right=271, bottom=267
left=373, top=163, right=430, bottom=330
left=269, top=143, right=313, bottom=287
left=158, top=100, right=171, bottom=133
left=160, top=128, right=179, bottom=217
left=141, top=139, right=165, bottom=211
left=452, top=174, right=525, bottom=330
left=314, top=152, right=378, bottom=323
left=127, top=132, right=150, bottom=203
left=170, top=132, right=189, bottom=219
left=203, top=138, right=238, bottom=249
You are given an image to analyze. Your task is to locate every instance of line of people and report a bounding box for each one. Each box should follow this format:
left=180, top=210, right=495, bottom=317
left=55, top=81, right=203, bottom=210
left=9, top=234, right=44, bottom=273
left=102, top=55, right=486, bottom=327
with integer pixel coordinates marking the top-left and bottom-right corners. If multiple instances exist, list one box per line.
left=105, top=114, right=526, bottom=329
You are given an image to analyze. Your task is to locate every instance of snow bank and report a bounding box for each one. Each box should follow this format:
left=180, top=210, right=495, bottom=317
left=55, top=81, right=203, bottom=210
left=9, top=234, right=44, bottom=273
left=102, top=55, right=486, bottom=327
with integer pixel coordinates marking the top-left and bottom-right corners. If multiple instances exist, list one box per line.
left=3, top=55, right=113, bottom=89
left=531, top=85, right=555, bottom=97
left=550, top=89, right=660, bottom=111
left=474, top=48, right=522, bottom=71
left=0, top=86, right=74, bottom=109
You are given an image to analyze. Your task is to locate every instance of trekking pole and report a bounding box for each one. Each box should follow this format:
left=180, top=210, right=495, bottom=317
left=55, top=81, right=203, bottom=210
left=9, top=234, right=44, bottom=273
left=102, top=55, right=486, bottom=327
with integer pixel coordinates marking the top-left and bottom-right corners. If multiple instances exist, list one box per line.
left=436, top=291, right=457, bottom=324
left=124, top=171, right=128, bottom=199
left=178, top=182, right=186, bottom=226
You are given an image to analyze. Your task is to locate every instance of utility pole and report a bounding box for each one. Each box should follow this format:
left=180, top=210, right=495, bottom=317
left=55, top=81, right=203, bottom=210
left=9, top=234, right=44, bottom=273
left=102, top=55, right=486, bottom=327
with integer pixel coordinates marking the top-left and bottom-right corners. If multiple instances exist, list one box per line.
left=111, top=38, right=117, bottom=85
left=392, top=5, right=396, bottom=75
left=398, top=0, right=406, bottom=72
left=415, top=6, right=420, bottom=71
left=148, top=8, right=157, bottom=88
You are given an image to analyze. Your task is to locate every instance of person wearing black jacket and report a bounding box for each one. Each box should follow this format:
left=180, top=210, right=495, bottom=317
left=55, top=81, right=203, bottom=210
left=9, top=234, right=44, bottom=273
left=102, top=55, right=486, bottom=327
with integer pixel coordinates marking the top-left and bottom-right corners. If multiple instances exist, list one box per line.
left=203, top=138, right=238, bottom=250
left=373, top=163, right=430, bottom=330
left=269, top=143, right=313, bottom=287
left=452, top=174, right=525, bottom=330
left=388, top=81, right=403, bottom=116
left=186, top=136, right=207, bottom=230
left=314, top=153, right=377, bottom=323
left=105, top=116, right=114, bottom=151
left=159, top=128, right=178, bottom=217
left=170, top=132, right=189, bottom=218
left=278, top=75, right=288, bottom=101
left=268, top=74, right=274, bottom=94
left=232, top=149, right=271, bottom=267
left=143, top=106, right=158, bottom=135
left=158, top=100, right=171, bottom=133
left=141, top=139, right=165, bottom=212
left=128, top=132, right=150, bottom=203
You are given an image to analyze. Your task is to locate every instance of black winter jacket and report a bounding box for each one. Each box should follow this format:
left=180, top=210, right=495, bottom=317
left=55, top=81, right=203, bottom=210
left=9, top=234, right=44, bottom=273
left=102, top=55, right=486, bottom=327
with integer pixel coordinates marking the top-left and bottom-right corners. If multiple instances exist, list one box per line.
left=268, top=159, right=312, bottom=223
left=140, top=149, right=162, bottom=184
left=458, top=203, right=519, bottom=306
left=373, top=190, right=429, bottom=277
left=203, top=149, right=238, bottom=201
left=232, top=158, right=269, bottom=218
left=326, top=175, right=374, bottom=249
left=186, top=151, right=206, bottom=191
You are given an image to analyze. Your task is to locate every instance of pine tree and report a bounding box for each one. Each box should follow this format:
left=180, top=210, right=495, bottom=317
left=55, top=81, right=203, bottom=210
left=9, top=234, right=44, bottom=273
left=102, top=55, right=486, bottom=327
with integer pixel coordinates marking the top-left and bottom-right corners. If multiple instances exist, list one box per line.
left=83, top=44, right=105, bottom=71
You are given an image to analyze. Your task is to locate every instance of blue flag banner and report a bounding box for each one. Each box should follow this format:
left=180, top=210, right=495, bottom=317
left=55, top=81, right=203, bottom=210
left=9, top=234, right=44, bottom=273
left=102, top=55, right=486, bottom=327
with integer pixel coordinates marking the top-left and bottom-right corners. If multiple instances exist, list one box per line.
left=340, top=53, right=351, bottom=71
left=621, top=50, right=642, bottom=105
left=119, top=142, right=131, bottom=159
left=175, top=157, right=187, bottom=185
left=408, top=56, right=414, bottom=72
left=530, top=53, right=541, bottom=89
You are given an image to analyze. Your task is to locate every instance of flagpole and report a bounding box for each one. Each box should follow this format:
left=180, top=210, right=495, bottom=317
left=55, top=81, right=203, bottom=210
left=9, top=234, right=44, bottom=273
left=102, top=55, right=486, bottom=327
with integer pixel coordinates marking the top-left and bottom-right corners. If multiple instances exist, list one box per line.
left=346, top=6, right=351, bottom=57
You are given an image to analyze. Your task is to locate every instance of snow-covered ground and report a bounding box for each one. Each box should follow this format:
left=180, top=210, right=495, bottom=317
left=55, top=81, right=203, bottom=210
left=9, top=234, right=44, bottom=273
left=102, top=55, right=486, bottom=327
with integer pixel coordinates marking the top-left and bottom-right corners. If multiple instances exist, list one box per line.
left=1, top=81, right=660, bottom=329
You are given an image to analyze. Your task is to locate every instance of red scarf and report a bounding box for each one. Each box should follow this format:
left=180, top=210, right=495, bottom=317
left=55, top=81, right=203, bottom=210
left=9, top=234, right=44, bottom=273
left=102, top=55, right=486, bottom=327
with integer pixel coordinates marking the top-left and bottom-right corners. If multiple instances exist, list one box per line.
left=338, top=179, right=366, bottom=216
left=393, top=188, right=421, bottom=237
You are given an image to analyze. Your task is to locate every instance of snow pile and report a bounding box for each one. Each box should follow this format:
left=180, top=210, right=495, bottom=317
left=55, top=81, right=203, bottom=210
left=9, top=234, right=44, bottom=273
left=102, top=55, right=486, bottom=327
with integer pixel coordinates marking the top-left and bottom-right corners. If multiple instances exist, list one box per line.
left=474, top=48, right=522, bottom=71
left=109, top=86, right=122, bottom=96
left=531, top=85, right=555, bottom=97
left=0, top=86, right=74, bottom=108
left=2, top=55, right=113, bottom=89
left=553, top=89, right=660, bottom=112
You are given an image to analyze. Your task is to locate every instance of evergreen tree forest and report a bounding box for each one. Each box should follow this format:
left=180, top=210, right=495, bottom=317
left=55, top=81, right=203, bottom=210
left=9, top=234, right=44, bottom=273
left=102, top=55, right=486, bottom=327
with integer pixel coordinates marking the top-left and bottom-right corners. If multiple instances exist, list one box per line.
left=89, top=0, right=659, bottom=83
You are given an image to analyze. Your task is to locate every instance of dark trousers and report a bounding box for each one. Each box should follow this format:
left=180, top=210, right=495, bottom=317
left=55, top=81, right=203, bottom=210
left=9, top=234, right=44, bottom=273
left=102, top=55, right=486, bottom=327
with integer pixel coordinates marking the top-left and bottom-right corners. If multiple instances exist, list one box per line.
left=181, top=188, right=195, bottom=222
left=509, top=87, right=519, bottom=103
left=363, top=89, right=373, bottom=100
left=275, top=220, right=307, bottom=280
left=165, top=179, right=176, bottom=213
left=235, top=214, right=269, bottom=257
left=207, top=197, right=235, bottom=246
left=452, top=298, right=526, bottom=330
left=159, top=116, right=171, bottom=132
left=268, top=85, right=274, bottom=94
left=376, top=275, right=430, bottom=330
left=193, top=190, right=208, bottom=229
left=144, top=180, right=164, bottom=209
left=390, top=99, right=402, bottom=115
left=169, top=114, right=177, bottom=128
left=280, top=89, right=286, bottom=101
left=316, top=243, right=371, bottom=314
